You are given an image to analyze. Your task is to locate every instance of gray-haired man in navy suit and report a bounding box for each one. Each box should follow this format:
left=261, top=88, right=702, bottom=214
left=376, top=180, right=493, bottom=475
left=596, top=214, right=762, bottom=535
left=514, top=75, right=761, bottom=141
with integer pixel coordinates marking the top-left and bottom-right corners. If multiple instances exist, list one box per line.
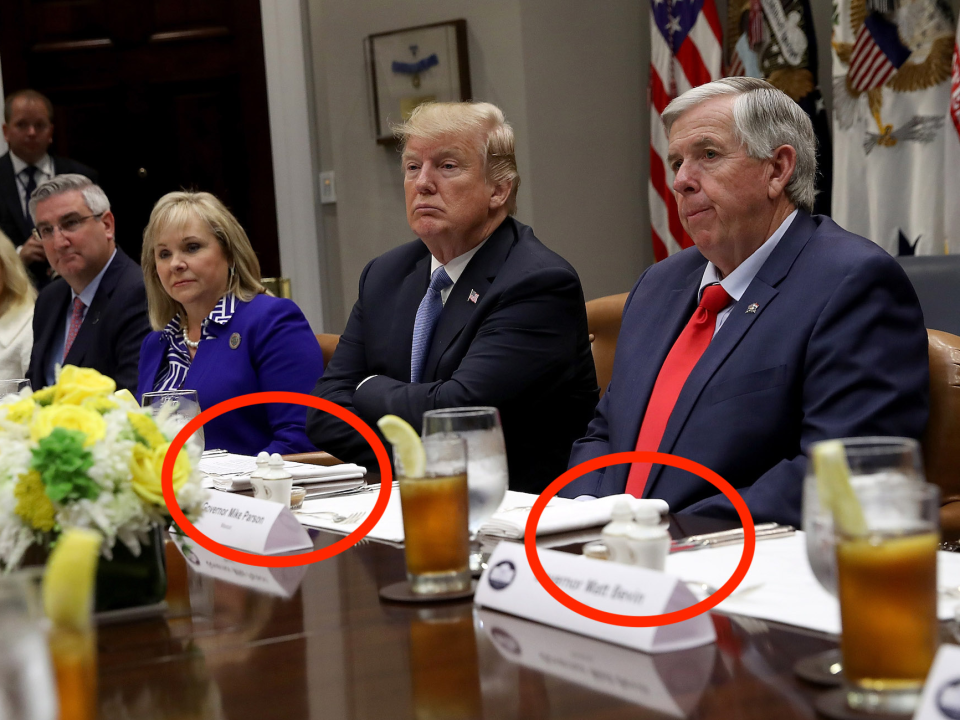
left=26, top=174, right=149, bottom=393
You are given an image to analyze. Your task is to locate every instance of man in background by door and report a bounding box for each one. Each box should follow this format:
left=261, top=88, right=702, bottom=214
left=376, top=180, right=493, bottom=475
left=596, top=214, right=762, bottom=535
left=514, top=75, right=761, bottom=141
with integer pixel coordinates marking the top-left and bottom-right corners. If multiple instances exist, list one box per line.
left=0, top=89, right=99, bottom=287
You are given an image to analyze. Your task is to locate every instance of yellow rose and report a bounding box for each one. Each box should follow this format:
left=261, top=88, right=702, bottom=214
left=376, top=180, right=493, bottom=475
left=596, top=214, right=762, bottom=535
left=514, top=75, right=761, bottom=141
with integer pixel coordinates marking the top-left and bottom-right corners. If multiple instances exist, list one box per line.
left=32, top=386, right=56, bottom=406
left=54, top=366, right=116, bottom=405
left=14, top=470, right=56, bottom=532
left=82, top=395, right=118, bottom=414
left=31, top=405, right=107, bottom=447
left=130, top=442, right=191, bottom=506
left=127, top=411, right=167, bottom=450
left=5, top=397, right=36, bottom=424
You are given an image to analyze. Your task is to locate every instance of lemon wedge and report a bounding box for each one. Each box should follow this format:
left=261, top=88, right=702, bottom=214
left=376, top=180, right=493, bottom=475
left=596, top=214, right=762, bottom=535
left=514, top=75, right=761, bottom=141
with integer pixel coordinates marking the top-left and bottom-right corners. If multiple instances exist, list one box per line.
left=43, top=528, right=102, bottom=631
left=811, top=440, right=867, bottom=537
left=377, top=414, right=425, bottom=478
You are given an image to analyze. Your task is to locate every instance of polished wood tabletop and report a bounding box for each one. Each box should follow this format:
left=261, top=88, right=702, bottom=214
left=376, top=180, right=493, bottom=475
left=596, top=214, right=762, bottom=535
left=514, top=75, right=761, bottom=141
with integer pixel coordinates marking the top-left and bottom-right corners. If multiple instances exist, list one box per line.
left=92, top=515, right=954, bottom=720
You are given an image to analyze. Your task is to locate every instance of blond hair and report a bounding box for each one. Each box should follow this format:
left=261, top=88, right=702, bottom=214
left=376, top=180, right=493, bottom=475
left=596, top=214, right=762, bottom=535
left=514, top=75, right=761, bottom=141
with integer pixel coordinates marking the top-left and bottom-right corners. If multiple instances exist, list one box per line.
left=141, top=191, right=264, bottom=330
left=394, top=101, right=520, bottom=214
left=0, top=231, right=36, bottom=315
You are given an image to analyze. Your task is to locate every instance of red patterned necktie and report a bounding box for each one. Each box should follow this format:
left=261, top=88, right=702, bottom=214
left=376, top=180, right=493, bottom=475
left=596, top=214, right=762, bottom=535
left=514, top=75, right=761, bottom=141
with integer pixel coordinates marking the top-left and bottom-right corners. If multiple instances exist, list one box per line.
left=625, top=284, right=732, bottom=498
left=63, top=297, right=85, bottom=360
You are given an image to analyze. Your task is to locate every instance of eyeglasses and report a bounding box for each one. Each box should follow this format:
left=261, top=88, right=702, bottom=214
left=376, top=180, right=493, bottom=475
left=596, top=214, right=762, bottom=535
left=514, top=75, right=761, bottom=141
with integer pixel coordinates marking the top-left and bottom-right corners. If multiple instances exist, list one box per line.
left=33, top=214, right=103, bottom=242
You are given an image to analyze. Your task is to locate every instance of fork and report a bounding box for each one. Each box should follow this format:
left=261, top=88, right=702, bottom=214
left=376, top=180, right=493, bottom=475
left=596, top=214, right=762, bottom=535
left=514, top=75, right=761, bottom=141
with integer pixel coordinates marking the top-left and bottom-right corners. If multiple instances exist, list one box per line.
left=297, top=510, right=365, bottom=524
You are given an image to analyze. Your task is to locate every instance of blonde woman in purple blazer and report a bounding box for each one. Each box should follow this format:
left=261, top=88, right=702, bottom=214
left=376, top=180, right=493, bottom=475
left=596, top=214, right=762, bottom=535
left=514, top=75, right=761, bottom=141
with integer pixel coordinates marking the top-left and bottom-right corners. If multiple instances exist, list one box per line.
left=136, top=191, right=323, bottom=454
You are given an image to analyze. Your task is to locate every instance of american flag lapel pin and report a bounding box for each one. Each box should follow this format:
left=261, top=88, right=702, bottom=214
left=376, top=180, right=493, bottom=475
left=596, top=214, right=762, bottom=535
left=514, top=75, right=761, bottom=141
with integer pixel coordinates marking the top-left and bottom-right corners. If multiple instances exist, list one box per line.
left=468, top=289, right=480, bottom=304
left=746, top=303, right=759, bottom=314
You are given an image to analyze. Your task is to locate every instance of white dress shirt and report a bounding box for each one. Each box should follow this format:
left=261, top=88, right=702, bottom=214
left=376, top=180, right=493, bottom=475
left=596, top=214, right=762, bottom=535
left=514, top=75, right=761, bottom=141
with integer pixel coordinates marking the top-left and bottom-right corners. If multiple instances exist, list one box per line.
left=45, top=248, right=117, bottom=386
left=698, top=209, right=798, bottom=336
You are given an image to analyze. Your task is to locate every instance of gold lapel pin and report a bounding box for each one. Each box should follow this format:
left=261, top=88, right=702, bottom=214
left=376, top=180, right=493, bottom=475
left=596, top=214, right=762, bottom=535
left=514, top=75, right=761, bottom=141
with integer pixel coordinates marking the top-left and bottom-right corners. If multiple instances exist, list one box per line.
left=229, top=333, right=241, bottom=349
left=746, top=303, right=759, bottom=314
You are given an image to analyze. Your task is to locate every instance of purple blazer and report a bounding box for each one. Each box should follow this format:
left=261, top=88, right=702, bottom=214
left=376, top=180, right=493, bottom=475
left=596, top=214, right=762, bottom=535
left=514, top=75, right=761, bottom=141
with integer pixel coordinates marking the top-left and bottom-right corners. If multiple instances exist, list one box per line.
left=137, top=294, right=324, bottom=455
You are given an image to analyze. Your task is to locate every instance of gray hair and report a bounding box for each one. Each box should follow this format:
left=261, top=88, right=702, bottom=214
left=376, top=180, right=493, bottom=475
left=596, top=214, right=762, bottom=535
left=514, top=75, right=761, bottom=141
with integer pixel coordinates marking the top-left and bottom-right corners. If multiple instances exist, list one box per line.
left=28, top=173, right=110, bottom=221
left=662, top=77, right=816, bottom=213
left=394, top=101, right=521, bottom=215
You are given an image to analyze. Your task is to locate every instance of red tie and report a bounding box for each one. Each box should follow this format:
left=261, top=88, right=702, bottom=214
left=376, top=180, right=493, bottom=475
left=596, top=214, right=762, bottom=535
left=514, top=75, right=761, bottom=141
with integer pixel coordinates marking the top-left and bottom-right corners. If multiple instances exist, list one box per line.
left=625, top=284, right=732, bottom=497
left=63, top=297, right=85, bottom=360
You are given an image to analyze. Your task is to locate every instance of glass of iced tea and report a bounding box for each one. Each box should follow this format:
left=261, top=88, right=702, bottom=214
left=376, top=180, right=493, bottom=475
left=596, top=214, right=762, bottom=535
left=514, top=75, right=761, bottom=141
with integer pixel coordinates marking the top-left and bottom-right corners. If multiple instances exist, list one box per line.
left=399, top=435, right=471, bottom=595
left=835, top=480, right=939, bottom=714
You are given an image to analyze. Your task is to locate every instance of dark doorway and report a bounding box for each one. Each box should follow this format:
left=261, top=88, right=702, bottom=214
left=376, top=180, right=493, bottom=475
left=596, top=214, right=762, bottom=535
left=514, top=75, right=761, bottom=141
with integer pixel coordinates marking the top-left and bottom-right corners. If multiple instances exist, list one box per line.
left=0, top=0, right=280, bottom=275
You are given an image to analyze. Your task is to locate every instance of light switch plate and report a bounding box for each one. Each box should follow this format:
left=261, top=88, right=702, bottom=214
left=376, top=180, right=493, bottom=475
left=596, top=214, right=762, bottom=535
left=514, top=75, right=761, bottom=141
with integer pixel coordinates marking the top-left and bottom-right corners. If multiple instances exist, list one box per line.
left=319, top=171, right=336, bottom=204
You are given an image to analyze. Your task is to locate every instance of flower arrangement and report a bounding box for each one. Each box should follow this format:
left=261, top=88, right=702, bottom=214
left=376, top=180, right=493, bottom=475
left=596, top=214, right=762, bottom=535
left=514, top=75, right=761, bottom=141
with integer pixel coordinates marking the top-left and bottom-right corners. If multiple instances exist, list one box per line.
left=0, top=366, right=207, bottom=569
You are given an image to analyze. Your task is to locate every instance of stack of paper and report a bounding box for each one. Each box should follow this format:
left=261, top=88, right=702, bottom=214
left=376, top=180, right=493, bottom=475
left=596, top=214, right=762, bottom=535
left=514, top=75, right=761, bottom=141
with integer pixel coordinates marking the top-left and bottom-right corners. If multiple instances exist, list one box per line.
left=664, top=532, right=960, bottom=634
left=199, top=452, right=366, bottom=495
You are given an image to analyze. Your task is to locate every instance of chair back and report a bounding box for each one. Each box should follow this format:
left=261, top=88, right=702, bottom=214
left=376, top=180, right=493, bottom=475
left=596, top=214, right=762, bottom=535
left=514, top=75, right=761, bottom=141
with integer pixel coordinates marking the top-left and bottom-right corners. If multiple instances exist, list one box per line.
left=896, top=256, right=960, bottom=336
left=316, top=333, right=340, bottom=367
left=925, top=329, right=960, bottom=540
left=585, top=293, right=629, bottom=397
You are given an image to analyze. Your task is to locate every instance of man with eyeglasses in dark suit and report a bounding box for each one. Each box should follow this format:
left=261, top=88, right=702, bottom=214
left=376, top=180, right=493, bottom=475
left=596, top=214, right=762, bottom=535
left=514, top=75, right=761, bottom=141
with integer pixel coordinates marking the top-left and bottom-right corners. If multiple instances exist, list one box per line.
left=0, top=89, right=99, bottom=288
left=26, top=174, right=150, bottom=393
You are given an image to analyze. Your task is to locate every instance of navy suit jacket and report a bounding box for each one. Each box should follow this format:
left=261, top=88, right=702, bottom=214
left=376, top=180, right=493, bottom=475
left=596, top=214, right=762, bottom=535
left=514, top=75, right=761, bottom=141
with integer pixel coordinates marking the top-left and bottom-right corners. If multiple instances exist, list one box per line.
left=27, top=247, right=150, bottom=393
left=563, top=212, right=929, bottom=527
left=137, top=294, right=324, bottom=455
left=307, top=217, right=599, bottom=493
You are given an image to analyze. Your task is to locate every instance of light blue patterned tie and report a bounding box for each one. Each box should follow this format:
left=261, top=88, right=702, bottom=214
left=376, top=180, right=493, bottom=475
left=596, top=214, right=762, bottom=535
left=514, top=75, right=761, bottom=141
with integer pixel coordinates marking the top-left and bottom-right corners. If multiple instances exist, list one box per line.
left=410, top=266, right=453, bottom=383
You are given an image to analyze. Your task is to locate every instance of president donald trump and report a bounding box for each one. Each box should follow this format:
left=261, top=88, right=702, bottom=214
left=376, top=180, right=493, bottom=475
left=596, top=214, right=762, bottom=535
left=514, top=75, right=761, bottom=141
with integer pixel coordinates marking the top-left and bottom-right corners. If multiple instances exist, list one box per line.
left=309, top=101, right=598, bottom=493
left=563, top=78, right=928, bottom=526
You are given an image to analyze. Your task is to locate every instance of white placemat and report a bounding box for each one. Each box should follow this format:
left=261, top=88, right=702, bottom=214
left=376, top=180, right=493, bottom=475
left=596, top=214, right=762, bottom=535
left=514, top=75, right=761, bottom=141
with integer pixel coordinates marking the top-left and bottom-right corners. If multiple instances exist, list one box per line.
left=296, top=488, right=404, bottom=543
left=664, top=531, right=960, bottom=635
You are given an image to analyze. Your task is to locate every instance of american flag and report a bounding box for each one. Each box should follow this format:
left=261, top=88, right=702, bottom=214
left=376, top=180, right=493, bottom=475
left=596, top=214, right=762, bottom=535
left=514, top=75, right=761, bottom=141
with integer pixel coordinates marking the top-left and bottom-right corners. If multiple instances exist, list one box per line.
left=649, top=0, right=723, bottom=261
left=848, top=13, right=911, bottom=93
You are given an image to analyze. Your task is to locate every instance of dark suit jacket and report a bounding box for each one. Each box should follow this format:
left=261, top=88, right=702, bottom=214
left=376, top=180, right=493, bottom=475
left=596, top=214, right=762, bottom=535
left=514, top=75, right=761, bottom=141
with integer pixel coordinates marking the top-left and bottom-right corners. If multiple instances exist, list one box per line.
left=137, top=294, right=324, bottom=455
left=563, top=212, right=929, bottom=527
left=27, top=247, right=150, bottom=393
left=0, top=152, right=100, bottom=286
left=307, top=217, right=599, bottom=494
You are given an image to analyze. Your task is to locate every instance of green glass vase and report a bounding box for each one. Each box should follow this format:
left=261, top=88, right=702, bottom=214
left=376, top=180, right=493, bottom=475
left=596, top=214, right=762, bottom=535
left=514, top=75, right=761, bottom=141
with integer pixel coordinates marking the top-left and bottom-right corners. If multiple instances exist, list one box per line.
left=95, top=526, right=167, bottom=612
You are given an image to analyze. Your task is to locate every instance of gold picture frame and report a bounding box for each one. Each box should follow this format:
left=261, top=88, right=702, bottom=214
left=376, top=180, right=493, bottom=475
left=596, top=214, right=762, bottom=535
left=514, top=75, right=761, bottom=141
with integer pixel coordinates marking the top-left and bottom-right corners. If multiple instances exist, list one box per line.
left=366, top=19, right=471, bottom=144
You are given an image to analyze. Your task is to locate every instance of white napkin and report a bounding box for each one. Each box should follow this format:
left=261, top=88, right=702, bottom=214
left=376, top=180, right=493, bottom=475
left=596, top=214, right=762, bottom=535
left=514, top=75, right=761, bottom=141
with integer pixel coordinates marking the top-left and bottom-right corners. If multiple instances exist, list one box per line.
left=295, top=487, right=404, bottom=544
left=198, top=453, right=366, bottom=491
left=479, top=492, right=669, bottom=539
left=664, top=531, right=960, bottom=634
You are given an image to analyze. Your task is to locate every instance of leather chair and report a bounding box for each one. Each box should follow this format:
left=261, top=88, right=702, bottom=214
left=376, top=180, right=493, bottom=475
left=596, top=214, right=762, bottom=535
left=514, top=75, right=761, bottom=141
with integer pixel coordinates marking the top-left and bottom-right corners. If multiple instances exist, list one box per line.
left=316, top=333, right=340, bottom=367
left=925, top=330, right=960, bottom=542
left=585, top=293, right=629, bottom=397
left=896, top=256, right=960, bottom=337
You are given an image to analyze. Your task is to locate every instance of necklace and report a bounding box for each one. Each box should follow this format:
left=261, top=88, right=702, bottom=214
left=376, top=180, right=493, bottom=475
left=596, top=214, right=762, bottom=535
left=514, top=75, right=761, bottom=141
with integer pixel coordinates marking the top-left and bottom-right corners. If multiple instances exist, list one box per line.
left=182, top=328, right=201, bottom=350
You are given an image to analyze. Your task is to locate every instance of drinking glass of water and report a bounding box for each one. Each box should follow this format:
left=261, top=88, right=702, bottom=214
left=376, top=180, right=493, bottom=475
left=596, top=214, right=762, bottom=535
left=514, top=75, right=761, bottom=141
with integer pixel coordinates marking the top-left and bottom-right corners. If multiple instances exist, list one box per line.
left=141, top=389, right=205, bottom=453
left=422, top=407, right=508, bottom=569
left=0, top=379, right=31, bottom=398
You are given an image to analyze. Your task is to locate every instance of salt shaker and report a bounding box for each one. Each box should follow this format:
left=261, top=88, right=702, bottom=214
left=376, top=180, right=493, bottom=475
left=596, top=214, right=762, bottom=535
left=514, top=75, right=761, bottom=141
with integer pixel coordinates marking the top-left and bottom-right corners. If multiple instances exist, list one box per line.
left=626, top=504, right=670, bottom=571
left=261, top=453, right=293, bottom=507
left=249, top=451, right=270, bottom=501
left=601, top=499, right=636, bottom=564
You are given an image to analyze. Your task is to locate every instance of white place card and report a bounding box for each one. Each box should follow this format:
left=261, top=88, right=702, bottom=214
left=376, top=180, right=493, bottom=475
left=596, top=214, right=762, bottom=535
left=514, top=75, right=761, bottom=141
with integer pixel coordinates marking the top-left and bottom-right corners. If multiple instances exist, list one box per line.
left=474, top=542, right=715, bottom=654
left=192, top=491, right=312, bottom=555
left=913, top=644, right=960, bottom=720
left=477, top=608, right=715, bottom=715
left=171, top=534, right=308, bottom=598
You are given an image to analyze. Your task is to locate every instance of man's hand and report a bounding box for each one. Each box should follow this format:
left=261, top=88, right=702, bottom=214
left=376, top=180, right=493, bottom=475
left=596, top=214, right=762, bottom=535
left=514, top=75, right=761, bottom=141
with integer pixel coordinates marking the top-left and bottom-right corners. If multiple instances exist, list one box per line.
left=19, top=236, right=47, bottom=265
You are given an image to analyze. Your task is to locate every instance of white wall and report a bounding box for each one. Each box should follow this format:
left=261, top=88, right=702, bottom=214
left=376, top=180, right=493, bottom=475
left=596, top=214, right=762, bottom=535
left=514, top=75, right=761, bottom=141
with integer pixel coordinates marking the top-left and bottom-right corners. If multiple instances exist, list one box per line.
left=307, top=0, right=650, bottom=329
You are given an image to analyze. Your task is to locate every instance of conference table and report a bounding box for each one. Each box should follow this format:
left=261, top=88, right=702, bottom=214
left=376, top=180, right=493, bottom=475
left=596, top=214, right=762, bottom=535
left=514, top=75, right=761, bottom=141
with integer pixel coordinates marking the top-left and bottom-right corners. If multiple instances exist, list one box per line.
left=93, top=506, right=955, bottom=720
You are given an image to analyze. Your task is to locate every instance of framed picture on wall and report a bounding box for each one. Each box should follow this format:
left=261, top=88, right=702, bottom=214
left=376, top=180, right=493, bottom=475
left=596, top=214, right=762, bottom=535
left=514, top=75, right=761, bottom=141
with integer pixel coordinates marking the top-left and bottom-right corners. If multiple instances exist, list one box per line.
left=366, top=19, right=471, bottom=144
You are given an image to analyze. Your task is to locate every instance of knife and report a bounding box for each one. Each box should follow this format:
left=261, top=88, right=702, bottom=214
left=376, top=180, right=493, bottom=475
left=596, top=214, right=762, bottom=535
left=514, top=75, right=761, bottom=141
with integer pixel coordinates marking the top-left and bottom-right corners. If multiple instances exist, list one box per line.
left=670, top=523, right=795, bottom=552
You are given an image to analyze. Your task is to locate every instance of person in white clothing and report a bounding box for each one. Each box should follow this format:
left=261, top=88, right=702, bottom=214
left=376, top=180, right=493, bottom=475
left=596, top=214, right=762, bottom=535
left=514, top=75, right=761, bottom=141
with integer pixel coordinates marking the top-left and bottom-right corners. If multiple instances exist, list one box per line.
left=0, top=230, right=35, bottom=381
